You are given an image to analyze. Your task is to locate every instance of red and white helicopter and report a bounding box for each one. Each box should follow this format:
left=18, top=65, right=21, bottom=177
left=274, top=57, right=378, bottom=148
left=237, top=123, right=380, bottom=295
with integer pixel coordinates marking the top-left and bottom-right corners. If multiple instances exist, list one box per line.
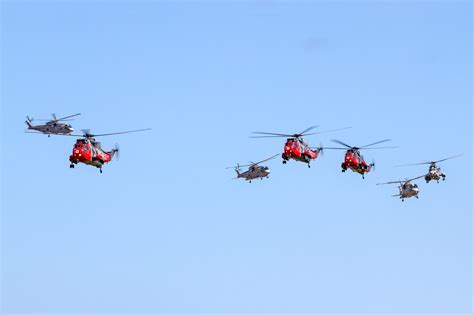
left=68, top=128, right=151, bottom=173
left=324, top=139, right=396, bottom=178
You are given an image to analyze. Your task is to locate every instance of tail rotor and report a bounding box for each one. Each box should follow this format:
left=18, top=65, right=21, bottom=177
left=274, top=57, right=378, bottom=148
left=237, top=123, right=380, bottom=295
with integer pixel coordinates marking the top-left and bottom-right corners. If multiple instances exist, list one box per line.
left=235, top=163, right=241, bottom=175
left=25, top=116, right=34, bottom=128
left=310, top=143, right=324, bottom=156
left=111, top=143, right=120, bottom=160
left=370, top=159, right=376, bottom=171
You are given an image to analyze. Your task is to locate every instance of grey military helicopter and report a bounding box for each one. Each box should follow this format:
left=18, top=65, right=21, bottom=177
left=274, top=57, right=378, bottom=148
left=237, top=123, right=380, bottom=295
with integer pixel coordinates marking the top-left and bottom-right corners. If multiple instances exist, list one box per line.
left=377, top=175, right=425, bottom=202
left=25, top=113, right=81, bottom=136
left=395, top=154, right=463, bottom=183
left=227, top=154, right=279, bottom=183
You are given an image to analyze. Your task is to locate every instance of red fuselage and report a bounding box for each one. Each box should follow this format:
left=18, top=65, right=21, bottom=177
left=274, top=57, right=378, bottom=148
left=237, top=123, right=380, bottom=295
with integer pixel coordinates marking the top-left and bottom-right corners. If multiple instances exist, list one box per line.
left=341, top=150, right=372, bottom=175
left=69, top=138, right=113, bottom=169
left=282, top=138, right=320, bottom=164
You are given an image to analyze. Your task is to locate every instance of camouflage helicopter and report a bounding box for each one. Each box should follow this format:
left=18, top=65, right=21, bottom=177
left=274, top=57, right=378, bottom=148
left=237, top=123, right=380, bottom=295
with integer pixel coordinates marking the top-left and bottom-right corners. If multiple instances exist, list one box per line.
left=227, top=154, right=279, bottom=183
left=377, top=175, right=425, bottom=202
left=25, top=113, right=81, bottom=136
left=395, top=154, right=463, bottom=183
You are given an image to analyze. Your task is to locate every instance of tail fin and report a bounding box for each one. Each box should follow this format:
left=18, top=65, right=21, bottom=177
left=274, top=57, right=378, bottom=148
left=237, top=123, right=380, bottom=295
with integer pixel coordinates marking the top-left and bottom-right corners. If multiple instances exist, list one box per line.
left=317, top=142, right=324, bottom=156
left=370, top=159, right=376, bottom=170
left=235, top=163, right=241, bottom=176
left=25, top=116, right=33, bottom=128
left=110, top=144, right=120, bottom=160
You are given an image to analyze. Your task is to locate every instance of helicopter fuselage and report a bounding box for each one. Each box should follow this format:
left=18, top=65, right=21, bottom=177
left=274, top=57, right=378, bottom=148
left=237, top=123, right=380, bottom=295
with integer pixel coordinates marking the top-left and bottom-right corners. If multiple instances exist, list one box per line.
left=282, top=138, right=320, bottom=166
left=26, top=121, right=74, bottom=136
left=397, top=183, right=420, bottom=201
left=425, top=165, right=446, bottom=183
left=341, top=150, right=373, bottom=177
left=236, top=166, right=271, bottom=182
left=69, top=138, right=116, bottom=172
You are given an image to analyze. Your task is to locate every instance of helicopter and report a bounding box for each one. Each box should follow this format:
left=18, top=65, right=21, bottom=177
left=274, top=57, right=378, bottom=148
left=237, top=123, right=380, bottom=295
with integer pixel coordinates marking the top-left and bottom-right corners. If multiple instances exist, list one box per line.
left=250, top=126, right=350, bottom=168
left=68, top=128, right=151, bottom=173
left=377, top=175, right=425, bottom=201
left=323, top=139, right=396, bottom=178
left=25, top=113, right=81, bottom=136
left=226, top=154, right=279, bottom=183
left=395, top=154, right=463, bottom=183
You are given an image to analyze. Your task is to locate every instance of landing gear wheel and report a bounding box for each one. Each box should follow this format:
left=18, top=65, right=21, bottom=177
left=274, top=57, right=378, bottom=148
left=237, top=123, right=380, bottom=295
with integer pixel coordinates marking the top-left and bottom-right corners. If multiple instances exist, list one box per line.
left=100, top=168, right=103, bottom=173
left=282, top=160, right=287, bottom=164
left=70, top=164, right=74, bottom=168
left=308, top=164, right=311, bottom=168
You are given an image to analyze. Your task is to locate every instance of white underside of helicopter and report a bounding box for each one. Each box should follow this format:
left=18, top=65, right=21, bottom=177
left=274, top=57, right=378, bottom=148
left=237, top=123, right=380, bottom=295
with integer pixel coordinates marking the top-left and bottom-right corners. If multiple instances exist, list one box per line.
left=426, top=169, right=446, bottom=182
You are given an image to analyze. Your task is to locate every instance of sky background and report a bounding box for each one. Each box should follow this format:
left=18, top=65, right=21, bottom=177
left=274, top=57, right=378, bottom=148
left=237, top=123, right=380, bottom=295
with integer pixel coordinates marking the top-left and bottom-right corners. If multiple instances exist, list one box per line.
left=1, top=1, right=472, bottom=313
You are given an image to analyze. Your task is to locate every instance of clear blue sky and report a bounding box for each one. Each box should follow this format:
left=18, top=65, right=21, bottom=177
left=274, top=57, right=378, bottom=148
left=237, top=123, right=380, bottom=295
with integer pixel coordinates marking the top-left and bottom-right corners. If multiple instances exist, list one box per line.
left=1, top=1, right=472, bottom=313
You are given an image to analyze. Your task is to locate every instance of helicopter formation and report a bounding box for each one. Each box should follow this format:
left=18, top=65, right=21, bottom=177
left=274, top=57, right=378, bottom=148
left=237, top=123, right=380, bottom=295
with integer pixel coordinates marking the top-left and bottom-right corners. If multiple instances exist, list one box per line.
left=375, top=154, right=463, bottom=201
left=25, top=116, right=461, bottom=200
left=227, top=125, right=462, bottom=202
left=25, top=113, right=151, bottom=173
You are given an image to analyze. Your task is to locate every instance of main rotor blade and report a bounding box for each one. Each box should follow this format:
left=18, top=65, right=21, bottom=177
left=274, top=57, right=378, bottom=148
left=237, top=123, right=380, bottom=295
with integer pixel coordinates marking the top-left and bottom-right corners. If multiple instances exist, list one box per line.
left=299, top=125, right=319, bottom=136
left=87, top=128, right=152, bottom=137
left=251, top=131, right=293, bottom=137
left=396, top=154, right=463, bottom=167
left=319, top=147, right=348, bottom=150
left=227, top=154, right=279, bottom=169
left=56, top=113, right=81, bottom=121
left=395, top=162, right=431, bottom=167
left=433, top=154, right=463, bottom=164
left=406, top=175, right=425, bottom=182
left=252, top=154, right=279, bottom=166
left=360, top=139, right=392, bottom=149
left=377, top=180, right=402, bottom=185
left=68, top=128, right=151, bottom=138
left=249, top=135, right=291, bottom=138
left=226, top=165, right=242, bottom=169
left=227, top=163, right=252, bottom=169
left=330, top=139, right=352, bottom=148
left=360, top=146, right=398, bottom=150
left=303, top=126, right=351, bottom=136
